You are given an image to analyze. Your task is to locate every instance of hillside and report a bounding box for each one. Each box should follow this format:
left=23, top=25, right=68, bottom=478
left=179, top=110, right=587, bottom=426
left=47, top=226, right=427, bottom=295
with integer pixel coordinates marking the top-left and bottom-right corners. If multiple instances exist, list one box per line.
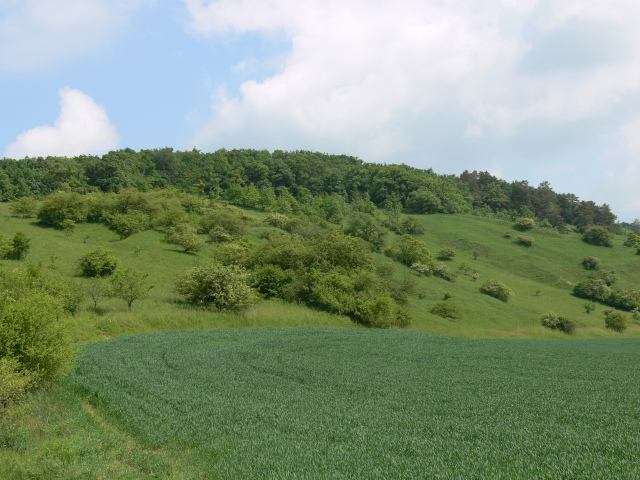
left=0, top=200, right=638, bottom=340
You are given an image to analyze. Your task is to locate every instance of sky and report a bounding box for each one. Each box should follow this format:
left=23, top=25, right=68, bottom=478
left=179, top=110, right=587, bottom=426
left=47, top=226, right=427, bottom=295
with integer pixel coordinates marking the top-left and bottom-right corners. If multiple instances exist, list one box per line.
left=1, top=0, right=639, bottom=221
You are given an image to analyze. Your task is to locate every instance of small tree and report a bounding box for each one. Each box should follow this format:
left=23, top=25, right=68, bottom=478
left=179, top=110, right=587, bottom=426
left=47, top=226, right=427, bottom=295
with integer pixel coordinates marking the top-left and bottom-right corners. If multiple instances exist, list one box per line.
left=515, top=218, right=535, bottom=231
left=7, top=232, right=31, bottom=260
left=86, top=278, right=109, bottom=309
left=540, top=311, right=576, bottom=334
left=582, top=226, right=613, bottom=247
left=429, top=301, right=463, bottom=319
left=437, top=247, right=456, bottom=260
left=581, top=256, right=601, bottom=270
left=479, top=278, right=514, bottom=302
left=77, top=247, right=120, bottom=277
left=165, top=223, right=205, bottom=252
left=174, top=262, right=257, bottom=311
left=515, top=235, right=534, bottom=247
left=604, top=310, right=627, bottom=333
left=109, top=267, right=153, bottom=311
left=10, top=197, right=38, bottom=219
left=583, top=301, right=596, bottom=314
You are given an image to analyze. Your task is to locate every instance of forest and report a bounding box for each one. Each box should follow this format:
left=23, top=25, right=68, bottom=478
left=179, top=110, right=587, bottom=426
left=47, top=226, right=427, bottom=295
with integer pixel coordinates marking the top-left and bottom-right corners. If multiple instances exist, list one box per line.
left=0, top=148, right=624, bottom=231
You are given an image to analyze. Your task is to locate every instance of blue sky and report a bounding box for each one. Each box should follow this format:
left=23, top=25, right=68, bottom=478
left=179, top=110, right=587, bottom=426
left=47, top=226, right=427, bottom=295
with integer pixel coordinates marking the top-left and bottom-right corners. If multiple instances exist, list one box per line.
left=1, top=0, right=640, bottom=221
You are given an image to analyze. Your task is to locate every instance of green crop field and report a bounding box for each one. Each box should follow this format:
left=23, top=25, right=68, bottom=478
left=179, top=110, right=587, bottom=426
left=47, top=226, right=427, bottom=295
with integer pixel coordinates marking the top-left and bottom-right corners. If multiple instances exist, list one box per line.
left=62, top=327, right=640, bottom=479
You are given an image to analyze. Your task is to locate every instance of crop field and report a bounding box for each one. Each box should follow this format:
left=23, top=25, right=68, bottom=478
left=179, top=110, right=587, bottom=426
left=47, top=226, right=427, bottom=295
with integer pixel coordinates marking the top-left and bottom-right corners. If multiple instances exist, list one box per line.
left=69, top=327, right=640, bottom=479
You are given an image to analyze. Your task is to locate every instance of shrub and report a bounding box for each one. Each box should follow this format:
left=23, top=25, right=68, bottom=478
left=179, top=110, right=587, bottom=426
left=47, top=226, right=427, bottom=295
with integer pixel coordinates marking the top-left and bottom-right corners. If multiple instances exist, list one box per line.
left=343, top=212, right=387, bottom=251
left=437, top=247, right=456, bottom=260
left=388, top=235, right=433, bottom=267
left=623, top=232, right=640, bottom=248
left=410, top=262, right=432, bottom=276
left=0, top=357, right=35, bottom=410
left=0, top=292, right=75, bottom=389
left=165, top=223, right=205, bottom=252
left=77, top=247, right=120, bottom=277
left=104, top=212, right=151, bottom=239
left=207, top=226, right=235, bottom=243
left=572, top=278, right=611, bottom=302
left=110, top=267, right=153, bottom=311
left=515, top=218, right=534, bottom=231
left=581, top=256, right=601, bottom=270
left=251, top=265, right=294, bottom=300
left=479, top=279, right=514, bottom=302
left=540, top=312, right=576, bottom=334
left=10, top=197, right=38, bottom=219
left=6, top=233, right=30, bottom=260
left=604, top=311, right=628, bottom=332
left=433, top=263, right=456, bottom=282
left=504, top=231, right=512, bottom=238
left=174, top=262, right=257, bottom=311
left=515, top=235, right=534, bottom=247
left=397, top=217, right=425, bottom=235
left=429, top=301, right=463, bottom=319
left=584, top=301, right=596, bottom=314
left=37, top=192, right=87, bottom=228
left=582, top=226, right=613, bottom=247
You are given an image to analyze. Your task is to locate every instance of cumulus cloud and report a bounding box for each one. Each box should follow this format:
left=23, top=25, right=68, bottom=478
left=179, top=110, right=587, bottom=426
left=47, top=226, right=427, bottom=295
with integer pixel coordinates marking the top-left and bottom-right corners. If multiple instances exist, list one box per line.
left=0, top=0, right=146, bottom=74
left=184, top=0, right=640, bottom=218
left=4, top=87, right=119, bottom=159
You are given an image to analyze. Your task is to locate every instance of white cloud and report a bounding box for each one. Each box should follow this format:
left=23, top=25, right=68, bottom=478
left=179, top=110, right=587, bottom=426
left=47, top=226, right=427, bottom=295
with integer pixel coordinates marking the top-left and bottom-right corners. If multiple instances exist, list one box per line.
left=185, top=0, right=640, bottom=218
left=0, top=0, right=147, bottom=74
left=4, top=87, right=119, bottom=158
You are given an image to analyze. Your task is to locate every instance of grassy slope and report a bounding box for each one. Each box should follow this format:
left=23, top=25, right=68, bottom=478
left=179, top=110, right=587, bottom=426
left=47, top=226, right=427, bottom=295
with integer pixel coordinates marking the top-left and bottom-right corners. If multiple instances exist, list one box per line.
left=0, top=203, right=638, bottom=341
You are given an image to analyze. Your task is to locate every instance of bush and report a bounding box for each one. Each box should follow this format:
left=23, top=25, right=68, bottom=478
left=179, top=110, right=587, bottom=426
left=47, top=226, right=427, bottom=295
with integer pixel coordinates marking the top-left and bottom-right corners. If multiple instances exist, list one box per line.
left=165, top=223, right=205, bottom=252
left=77, top=247, right=120, bottom=277
left=515, top=235, right=534, bottom=247
left=433, top=263, right=456, bottom=282
left=623, top=232, right=640, bottom=248
left=604, top=311, right=627, bottom=332
left=251, top=265, right=294, bottom=300
left=10, top=197, right=38, bottom=219
left=504, top=231, right=512, bottom=238
left=582, top=226, right=613, bottom=247
left=572, top=278, right=611, bottom=302
left=437, top=247, right=456, bottom=260
left=343, top=212, right=387, bottom=251
left=479, top=279, right=514, bottom=302
left=0, top=292, right=75, bottom=391
left=515, top=218, right=535, bottom=231
left=581, top=256, right=601, bottom=270
left=429, top=301, right=463, bottom=319
left=174, top=262, right=257, bottom=311
left=388, top=235, right=433, bottom=267
left=37, top=192, right=87, bottom=228
left=540, top=312, right=576, bottom=334
left=104, top=212, right=151, bottom=239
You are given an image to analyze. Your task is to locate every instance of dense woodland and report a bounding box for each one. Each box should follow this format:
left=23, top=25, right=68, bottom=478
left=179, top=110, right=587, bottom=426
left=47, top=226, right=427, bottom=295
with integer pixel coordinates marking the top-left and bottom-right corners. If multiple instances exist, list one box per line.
left=0, top=148, right=627, bottom=231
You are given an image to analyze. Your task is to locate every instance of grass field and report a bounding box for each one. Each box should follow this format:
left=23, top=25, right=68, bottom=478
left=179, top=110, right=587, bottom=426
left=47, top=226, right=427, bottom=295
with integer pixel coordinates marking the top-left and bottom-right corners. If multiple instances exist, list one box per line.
left=47, top=327, right=640, bottom=478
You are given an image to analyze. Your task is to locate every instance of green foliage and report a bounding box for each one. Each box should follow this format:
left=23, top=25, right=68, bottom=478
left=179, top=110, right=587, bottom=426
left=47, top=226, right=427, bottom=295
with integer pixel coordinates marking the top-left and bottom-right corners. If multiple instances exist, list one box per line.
left=437, top=246, right=456, bottom=260
left=514, top=218, right=535, bottom=231
left=504, top=230, right=512, bottom=238
left=0, top=357, right=35, bottom=411
left=10, top=197, right=38, bottom=219
left=604, top=311, right=627, bottom=332
left=387, top=234, right=433, bottom=267
left=433, top=263, right=456, bottom=282
left=515, top=235, right=534, bottom=247
left=623, top=232, right=640, bottom=248
left=86, top=278, right=109, bottom=309
left=582, top=226, right=613, bottom=247
left=174, top=262, right=257, bottom=311
left=397, top=216, right=426, bottom=235
left=540, top=312, right=576, bottom=334
left=77, top=247, right=120, bottom=277
left=5, top=232, right=31, bottom=260
left=165, top=223, right=205, bottom=252
left=406, top=188, right=442, bottom=214
left=429, top=301, right=463, bottom=319
left=0, top=287, right=75, bottom=391
left=584, top=301, right=596, bottom=314
left=109, top=267, right=153, bottom=311
left=200, top=205, right=250, bottom=237
left=343, top=212, right=387, bottom=250
left=581, top=256, right=601, bottom=270
left=104, top=212, right=151, bottom=239
left=479, top=278, right=514, bottom=302
left=572, top=278, right=611, bottom=302
left=251, top=264, right=294, bottom=300
left=37, top=192, right=87, bottom=228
